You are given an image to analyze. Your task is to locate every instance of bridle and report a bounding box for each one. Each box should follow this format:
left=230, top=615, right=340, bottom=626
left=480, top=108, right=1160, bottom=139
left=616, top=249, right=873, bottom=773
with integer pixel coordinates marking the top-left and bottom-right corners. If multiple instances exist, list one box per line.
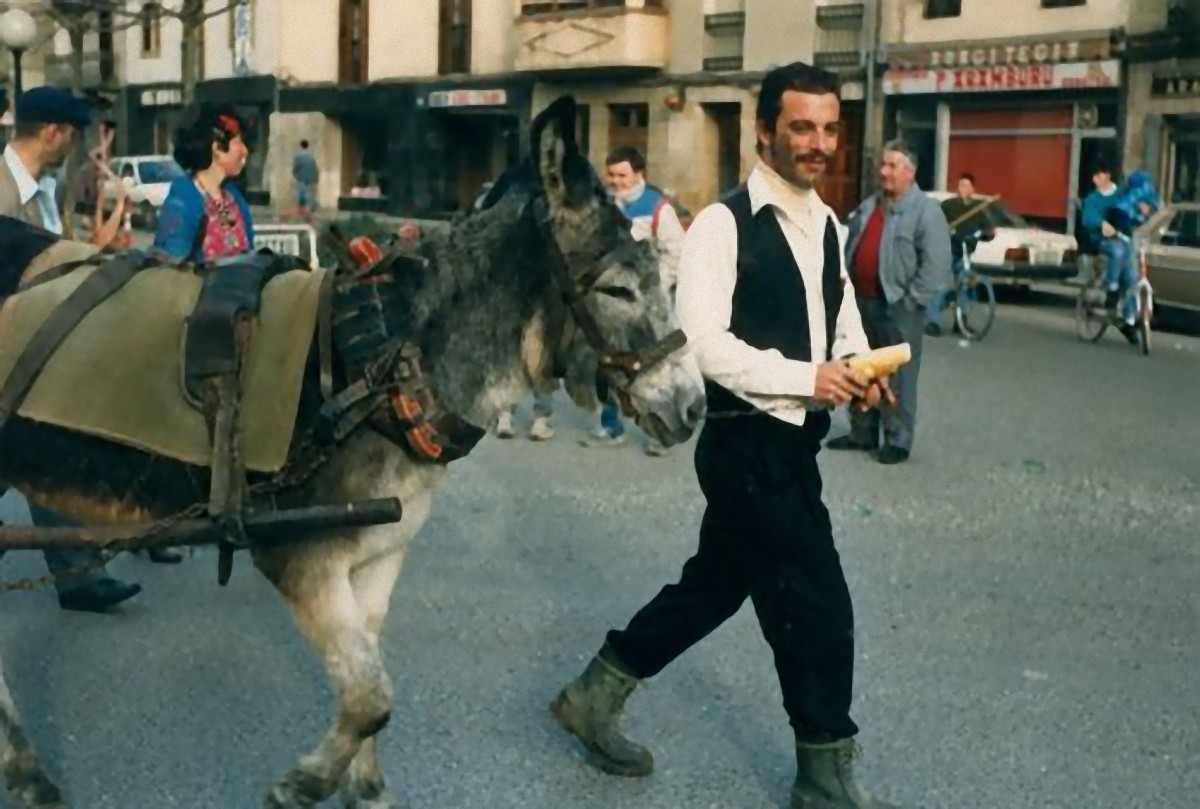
left=528, top=191, right=687, bottom=417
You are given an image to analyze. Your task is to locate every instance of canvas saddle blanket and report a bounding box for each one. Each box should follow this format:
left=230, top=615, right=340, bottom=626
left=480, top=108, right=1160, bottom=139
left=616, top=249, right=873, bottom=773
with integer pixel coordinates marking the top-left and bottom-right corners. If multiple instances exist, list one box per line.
left=0, top=245, right=325, bottom=473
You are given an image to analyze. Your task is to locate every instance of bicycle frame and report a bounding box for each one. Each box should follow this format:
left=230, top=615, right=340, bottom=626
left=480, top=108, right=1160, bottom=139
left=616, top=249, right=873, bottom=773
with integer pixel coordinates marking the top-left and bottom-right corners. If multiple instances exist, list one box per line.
left=1114, top=231, right=1155, bottom=322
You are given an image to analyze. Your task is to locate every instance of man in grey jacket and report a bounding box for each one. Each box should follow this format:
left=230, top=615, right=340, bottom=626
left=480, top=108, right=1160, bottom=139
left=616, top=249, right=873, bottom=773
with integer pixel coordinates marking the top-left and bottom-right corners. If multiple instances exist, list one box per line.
left=830, top=140, right=951, bottom=463
left=0, top=87, right=146, bottom=611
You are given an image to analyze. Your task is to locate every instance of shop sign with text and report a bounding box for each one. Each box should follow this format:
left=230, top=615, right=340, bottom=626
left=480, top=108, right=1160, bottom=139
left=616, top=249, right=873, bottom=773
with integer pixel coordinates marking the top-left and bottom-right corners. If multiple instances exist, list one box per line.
left=888, top=37, right=1112, bottom=70
left=427, top=89, right=508, bottom=108
left=882, top=60, right=1119, bottom=95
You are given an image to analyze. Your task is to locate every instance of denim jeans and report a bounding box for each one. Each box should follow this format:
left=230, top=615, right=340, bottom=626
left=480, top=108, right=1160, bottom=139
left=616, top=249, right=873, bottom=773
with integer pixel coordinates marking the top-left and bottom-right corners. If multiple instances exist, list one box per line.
left=1099, top=237, right=1137, bottom=324
left=600, top=400, right=626, bottom=438
left=532, top=389, right=554, bottom=418
left=27, top=501, right=109, bottom=594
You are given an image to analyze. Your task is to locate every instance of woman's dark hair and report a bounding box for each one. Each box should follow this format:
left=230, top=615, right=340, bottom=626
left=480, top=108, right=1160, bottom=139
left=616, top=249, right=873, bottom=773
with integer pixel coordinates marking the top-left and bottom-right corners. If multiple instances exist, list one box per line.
left=756, top=61, right=840, bottom=134
left=172, top=102, right=246, bottom=174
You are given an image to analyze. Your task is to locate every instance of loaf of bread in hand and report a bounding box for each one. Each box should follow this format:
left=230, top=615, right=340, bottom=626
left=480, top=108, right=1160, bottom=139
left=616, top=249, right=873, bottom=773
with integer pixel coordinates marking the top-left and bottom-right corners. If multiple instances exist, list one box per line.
left=846, top=343, right=911, bottom=380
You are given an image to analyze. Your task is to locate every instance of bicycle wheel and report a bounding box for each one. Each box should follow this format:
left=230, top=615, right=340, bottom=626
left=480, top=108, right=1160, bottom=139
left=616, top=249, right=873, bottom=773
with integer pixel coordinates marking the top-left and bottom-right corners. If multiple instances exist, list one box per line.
left=1075, top=285, right=1108, bottom=342
left=955, top=276, right=996, bottom=340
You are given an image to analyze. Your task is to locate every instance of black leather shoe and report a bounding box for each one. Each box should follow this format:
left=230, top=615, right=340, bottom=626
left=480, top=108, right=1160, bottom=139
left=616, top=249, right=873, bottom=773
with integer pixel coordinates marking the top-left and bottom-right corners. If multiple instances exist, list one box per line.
left=925, top=323, right=942, bottom=337
left=146, top=547, right=184, bottom=564
left=826, top=435, right=876, bottom=452
left=877, top=446, right=910, bottom=465
left=1117, top=322, right=1138, bottom=345
left=58, top=579, right=143, bottom=613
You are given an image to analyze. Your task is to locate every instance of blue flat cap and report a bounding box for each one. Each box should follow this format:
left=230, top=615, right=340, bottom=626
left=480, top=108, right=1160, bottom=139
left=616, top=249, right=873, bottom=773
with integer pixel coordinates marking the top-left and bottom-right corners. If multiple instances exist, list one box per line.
left=15, top=86, right=93, bottom=129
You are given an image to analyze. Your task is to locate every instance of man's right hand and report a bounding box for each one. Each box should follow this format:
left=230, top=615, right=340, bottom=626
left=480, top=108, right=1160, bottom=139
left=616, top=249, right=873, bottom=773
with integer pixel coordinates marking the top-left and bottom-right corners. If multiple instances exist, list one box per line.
left=814, top=360, right=868, bottom=406
left=1101, top=221, right=1116, bottom=238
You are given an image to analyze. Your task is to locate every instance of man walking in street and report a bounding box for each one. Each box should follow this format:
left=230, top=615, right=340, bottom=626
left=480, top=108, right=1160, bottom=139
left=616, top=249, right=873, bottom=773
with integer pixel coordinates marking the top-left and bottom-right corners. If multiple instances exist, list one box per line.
left=829, top=140, right=952, bottom=464
left=549, top=62, right=904, bottom=809
left=0, top=86, right=144, bottom=613
left=292, top=140, right=319, bottom=219
left=583, top=145, right=685, bottom=456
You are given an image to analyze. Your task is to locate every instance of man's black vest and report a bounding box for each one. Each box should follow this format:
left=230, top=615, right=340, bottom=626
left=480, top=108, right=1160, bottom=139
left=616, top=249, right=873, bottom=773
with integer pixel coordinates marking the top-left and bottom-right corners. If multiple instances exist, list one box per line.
left=704, top=187, right=845, bottom=441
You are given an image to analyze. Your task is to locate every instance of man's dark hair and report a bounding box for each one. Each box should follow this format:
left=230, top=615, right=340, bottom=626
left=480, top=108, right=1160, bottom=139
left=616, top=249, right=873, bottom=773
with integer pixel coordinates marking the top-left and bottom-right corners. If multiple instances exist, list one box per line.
left=1092, top=161, right=1112, bottom=177
left=605, top=145, right=646, bottom=173
left=756, top=61, right=840, bottom=133
left=300, top=139, right=309, bottom=149
left=959, top=172, right=975, bottom=184
left=172, top=102, right=246, bottom=173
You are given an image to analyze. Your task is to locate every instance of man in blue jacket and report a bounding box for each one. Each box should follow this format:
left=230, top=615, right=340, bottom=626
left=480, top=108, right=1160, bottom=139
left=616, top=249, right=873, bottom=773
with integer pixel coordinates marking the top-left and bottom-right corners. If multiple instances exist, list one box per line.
left=1080, top=162, right=1140, bottom=344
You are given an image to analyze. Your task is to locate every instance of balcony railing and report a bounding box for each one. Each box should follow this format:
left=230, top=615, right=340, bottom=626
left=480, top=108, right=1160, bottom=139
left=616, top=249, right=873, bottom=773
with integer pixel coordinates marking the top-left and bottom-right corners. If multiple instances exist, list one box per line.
left=43, top=50, right=117, bottom=90
left=815, top=0, right=864, bottom=26
left=520, top=0, right=662, bottom=16
left=813, top=26, right=863, bottom=69
left=703, top=55, right=744, bottom=72
left=704, top=11, right=745, bottom=33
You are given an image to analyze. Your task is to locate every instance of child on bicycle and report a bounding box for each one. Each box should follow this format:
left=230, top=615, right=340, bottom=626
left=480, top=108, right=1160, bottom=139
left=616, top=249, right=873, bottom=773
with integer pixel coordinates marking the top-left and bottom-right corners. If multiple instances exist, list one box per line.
left=1081, top=163, right=1154, bottom=343
left=927, top=172, right=994, bottom=337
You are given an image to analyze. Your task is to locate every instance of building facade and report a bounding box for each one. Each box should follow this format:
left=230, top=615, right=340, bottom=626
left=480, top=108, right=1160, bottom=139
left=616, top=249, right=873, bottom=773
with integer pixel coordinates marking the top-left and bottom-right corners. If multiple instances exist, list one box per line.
left=1123, top=1, right=1200, bottom=204
left=115, top=0, right=873, bottom=219
left=877, top=0, right=1172, bottom=236
left=521, top=0, right=873, bottom=218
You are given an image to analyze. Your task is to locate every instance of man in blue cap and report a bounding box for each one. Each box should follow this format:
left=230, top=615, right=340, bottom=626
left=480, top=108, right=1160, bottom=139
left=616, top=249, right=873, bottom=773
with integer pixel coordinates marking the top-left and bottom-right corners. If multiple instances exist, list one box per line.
left=0, top=85, right=146, bottom=612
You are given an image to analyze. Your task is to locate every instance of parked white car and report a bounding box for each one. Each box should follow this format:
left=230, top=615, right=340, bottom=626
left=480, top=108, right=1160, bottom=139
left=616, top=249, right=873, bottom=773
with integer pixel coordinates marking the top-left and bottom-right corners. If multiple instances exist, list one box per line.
left=101, top=155, right=186, bottom=231
left=928, top=192, right=1078, bottom=285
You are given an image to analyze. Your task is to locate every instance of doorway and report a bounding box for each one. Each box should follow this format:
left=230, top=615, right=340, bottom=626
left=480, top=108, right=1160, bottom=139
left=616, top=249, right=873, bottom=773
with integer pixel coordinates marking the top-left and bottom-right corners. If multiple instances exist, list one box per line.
left=703, top=102, right=741, bottom=197
left=438, top=113, right=514, bottom=212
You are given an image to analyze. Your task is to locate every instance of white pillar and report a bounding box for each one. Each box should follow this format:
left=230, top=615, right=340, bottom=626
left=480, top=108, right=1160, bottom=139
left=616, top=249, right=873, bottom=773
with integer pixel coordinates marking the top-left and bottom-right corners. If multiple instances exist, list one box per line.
left=934, top=101, right=950, bottom=192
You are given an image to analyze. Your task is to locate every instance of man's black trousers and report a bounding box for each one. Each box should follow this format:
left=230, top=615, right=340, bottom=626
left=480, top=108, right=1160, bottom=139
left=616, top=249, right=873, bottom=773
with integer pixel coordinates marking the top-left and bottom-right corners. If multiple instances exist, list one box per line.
left=606, top=413, right=859, bottom=742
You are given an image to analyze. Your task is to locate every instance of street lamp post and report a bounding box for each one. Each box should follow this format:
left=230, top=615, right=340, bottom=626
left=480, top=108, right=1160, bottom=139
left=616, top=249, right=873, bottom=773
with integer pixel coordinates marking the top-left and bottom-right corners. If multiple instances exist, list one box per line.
left=0, top=8, right=37, bottom=104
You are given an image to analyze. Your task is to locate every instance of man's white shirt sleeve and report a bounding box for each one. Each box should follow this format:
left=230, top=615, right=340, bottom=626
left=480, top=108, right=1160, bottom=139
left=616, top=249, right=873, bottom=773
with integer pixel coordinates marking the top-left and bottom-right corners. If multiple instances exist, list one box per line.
left=829, top=221, right=871, bottom=359
left=674, top=204, right=819, bottom=399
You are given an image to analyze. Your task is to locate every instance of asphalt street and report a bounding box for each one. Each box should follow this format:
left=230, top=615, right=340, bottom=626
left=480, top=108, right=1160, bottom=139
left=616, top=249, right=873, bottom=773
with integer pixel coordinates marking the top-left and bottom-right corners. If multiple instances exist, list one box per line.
left=1, top=298, right=1197, bottom=809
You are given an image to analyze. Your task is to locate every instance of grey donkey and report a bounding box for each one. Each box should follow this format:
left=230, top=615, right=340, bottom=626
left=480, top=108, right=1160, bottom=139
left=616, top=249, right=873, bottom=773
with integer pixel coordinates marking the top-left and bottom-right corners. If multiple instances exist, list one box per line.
left=0, top=95, right=705, bottom=809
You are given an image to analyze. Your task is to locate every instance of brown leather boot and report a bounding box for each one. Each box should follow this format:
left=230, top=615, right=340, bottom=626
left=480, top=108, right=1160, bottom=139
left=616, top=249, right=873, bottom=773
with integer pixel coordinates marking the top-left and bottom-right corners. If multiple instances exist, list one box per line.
left=549, top=643, right=653, bottom=777
left=791, top=739, right=902, bottom=809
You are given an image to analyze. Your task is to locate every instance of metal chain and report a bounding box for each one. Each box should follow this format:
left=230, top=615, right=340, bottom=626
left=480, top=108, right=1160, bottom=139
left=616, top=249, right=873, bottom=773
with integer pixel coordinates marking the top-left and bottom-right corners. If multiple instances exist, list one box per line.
left=0, top=425, right=336, bottom=594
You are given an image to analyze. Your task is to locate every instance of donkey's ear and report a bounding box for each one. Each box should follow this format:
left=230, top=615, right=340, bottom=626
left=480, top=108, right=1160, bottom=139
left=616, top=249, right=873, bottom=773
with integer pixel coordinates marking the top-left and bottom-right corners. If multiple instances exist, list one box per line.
left=530, top=95, right=580, bottom=200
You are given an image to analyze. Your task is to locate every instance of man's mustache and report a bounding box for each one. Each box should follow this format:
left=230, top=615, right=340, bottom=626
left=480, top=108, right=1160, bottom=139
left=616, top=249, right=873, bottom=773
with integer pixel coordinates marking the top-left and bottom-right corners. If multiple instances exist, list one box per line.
left=796, top=152, right=831, bottom=163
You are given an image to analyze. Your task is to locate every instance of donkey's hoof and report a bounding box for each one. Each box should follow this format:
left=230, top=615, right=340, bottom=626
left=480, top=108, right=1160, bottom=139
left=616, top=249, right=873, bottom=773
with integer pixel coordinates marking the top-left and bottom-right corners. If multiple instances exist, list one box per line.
left=342, top=796, right=410, bottom=809
left=264, top=767, right=339, bottom=809
left=338, top=773, right=409, bottom=809
left=6, top=766, right=66, bottom=809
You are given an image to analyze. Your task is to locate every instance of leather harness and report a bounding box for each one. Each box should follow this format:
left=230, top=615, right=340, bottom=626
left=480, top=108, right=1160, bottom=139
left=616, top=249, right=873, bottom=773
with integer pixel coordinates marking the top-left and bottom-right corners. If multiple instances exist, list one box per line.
left=528, top=193, right=687, bottom=418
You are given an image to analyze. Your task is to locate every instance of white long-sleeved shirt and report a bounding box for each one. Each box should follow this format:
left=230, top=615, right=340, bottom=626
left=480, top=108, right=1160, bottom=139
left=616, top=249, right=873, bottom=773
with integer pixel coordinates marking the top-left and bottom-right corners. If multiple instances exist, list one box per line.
left=674, top=162, right=871, bottom=427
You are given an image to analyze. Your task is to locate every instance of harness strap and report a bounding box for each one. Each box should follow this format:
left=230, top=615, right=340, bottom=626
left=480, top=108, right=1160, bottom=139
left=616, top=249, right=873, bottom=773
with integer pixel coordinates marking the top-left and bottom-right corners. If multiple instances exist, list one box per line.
left=530, top=194, right=687, bottom=415
left=317, top=266, right=336, bottom=402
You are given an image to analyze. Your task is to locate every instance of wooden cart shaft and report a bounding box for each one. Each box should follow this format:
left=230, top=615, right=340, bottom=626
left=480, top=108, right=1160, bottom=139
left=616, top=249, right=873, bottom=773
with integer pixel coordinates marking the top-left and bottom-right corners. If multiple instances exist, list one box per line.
left=0, top=498, right=403, bottom=551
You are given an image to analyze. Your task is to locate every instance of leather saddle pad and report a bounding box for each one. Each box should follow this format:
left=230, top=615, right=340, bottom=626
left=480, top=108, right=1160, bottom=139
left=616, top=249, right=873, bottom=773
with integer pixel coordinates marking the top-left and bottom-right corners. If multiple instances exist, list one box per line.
left=0, top=262, right=326, bottom=473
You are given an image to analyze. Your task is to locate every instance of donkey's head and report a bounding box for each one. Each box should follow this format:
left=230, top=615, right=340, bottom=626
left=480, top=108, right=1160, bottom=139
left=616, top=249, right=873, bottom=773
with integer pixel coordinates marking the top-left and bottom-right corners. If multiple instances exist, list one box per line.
left=524, top=96, right=705, bottom=447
